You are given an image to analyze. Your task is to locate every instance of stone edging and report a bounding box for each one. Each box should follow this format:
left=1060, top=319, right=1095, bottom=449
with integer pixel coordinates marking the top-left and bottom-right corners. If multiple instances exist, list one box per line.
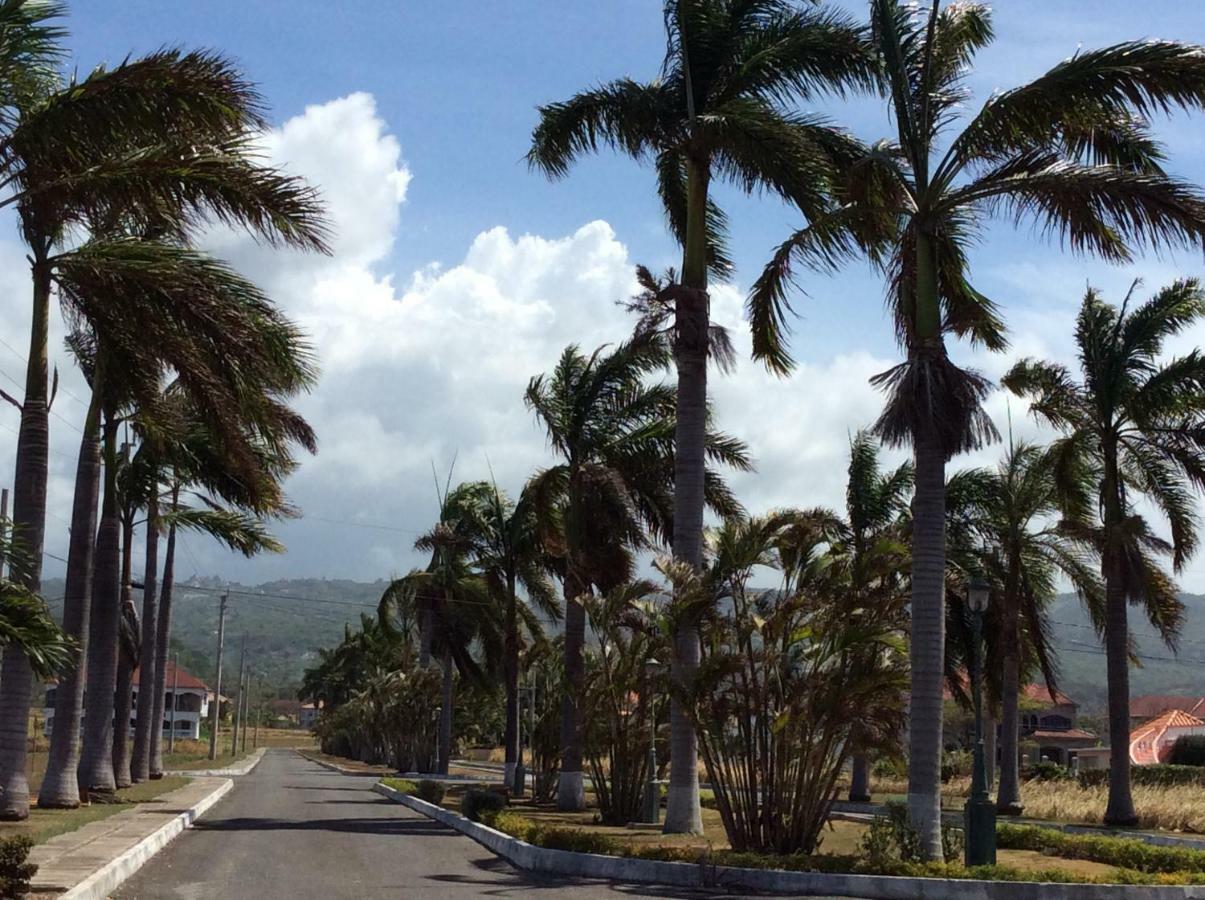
left=373, top=782, right=1205, bottom=900
left=60, top=778, right=233, bottom=900
left=165, top=746, right=268, bottom=778
left=296, top=750, right=389, bottom=777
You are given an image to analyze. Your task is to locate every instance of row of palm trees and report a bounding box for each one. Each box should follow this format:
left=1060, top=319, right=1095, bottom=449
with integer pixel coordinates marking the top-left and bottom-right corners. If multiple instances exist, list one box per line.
left=0, top=2, right=327, bottom=819
left=311, top=270, right=1202, bottom=847
left=528, top=0, right=1205, bottom=853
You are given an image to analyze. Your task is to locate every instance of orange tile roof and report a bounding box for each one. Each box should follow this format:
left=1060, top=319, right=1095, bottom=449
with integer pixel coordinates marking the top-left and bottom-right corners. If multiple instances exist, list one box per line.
left=1131, top=695, right=1205, bottom=720
left=1129, top=709, right=1205, bottom=766
left=1031, top=728, right=1097, bottom=741
left=131, top=661, right=209, bottom=692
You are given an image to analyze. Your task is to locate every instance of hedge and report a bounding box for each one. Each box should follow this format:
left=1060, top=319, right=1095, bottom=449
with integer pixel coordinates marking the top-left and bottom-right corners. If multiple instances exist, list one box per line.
left=1078, top=765, right=1205, bottom=789
left=998, top=824, right=1205, bottom=875
left=1170, top=736, right=1205, bottom=768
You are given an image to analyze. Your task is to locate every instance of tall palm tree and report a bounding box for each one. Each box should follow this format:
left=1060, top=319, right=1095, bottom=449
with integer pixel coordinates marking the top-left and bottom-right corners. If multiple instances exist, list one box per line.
left=528, top=0, right=872, bottom=832
left=831, top=431, right=911, bottom=802
left=945, top=442, right=1101, bottom=814
left=750, top=1, right=1205, bottom=854
left=525, top=333, right=748, bottom=813
left=474, top=482, right=560, bottom=791
left=1004, top=279, right=1205, bottom=825
left=0, top=45, right=327, bottom=816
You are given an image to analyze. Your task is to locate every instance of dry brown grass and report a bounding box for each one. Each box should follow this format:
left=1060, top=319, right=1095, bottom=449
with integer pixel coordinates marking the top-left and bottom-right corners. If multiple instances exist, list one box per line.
left=1019, top=781, right=1205, bottom=834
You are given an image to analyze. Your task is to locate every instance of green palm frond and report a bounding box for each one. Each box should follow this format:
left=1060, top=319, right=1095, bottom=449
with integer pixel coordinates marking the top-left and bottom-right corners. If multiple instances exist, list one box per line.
left=161, top=506, right=283, bottom=557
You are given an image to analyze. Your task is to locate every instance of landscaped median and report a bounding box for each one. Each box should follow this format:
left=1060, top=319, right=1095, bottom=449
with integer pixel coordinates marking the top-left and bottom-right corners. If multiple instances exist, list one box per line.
left=374, top=778, right=1205, bottom=898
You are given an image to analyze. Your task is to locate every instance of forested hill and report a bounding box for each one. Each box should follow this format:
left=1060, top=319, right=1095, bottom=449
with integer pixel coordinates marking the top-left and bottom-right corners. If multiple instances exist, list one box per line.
left=43, top=578, right=1205, bottom=712
left=45, top=576, right=388, bottom=698
left=1047, top=592, right=1205, bottom=713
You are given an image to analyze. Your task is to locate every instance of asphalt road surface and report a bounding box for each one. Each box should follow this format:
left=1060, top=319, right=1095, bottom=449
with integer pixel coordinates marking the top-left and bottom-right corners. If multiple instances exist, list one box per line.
left=113, top=749, right=769, bottom=899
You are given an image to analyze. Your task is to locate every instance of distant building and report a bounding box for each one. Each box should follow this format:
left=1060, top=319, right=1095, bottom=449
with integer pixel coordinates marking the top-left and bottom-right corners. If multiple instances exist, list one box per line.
left=43, top=661, right=214, bottom=741
left=268, top=699, right=302, bottom=724
left=1130, top=695, right=1205, bottom=727
left=1015, top=683, right=1099, bottom=767
left=299, top=701, right=322, bottom=730
left=1130, top=709, right=1205, bottom=766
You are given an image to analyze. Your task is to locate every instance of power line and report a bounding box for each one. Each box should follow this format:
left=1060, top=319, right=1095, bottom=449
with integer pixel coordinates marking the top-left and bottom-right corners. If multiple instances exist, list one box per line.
left=299, top=514, right=424, bottom=536
left=0, top=334, right=89, bottom=409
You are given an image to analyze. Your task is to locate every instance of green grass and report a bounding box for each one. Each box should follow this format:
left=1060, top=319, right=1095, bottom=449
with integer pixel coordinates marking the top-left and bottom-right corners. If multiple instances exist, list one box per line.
left=1, top=776, right=191, bottom=845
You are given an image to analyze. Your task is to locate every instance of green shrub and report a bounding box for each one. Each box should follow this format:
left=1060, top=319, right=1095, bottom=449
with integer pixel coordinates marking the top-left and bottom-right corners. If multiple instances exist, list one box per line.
left=1170, top=736, right=1205, bottom=767
left=941, top=749, right=973, bottom=783
left=1078, top=764, right=1205, bottom=789
left=462, top=787, right=508, bottom=822
left=1022, top=761, right=1072, bottom=782
left=998, top=823, right=1205, bottom=875
left=0, top=835, right=36, bottom=898
left=381, top=777, right=417, bottom=794
left=415, top=780, right=445, bottom=804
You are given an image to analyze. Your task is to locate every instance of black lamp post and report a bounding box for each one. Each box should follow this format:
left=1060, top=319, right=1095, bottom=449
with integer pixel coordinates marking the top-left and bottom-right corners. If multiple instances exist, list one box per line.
left=964, top=575, right=997, bottom=866
left=642, top=658, right=660, bottom=825
left=514, top=682, right=529, bottom=798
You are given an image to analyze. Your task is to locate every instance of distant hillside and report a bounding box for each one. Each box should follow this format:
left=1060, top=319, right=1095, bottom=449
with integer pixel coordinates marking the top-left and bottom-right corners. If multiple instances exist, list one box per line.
left=1047, top=592, right=1205, bottom=715
left=43, top=579, right=1204, bottom=711
left=46, top=576, right=387, bottom=698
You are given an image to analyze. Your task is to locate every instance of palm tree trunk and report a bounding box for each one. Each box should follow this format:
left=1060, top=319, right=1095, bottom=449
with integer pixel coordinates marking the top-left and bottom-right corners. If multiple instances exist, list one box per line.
left=1103, top=548, right=1137, bottom=825
left=438, top=648, right=453, bottom=775
left=996, top=632, right=1023, bottom=815
left=664, top=157, right=709, bottom=836
left=0, top=254, right=52, bottom=820
left=557, top=571, right=587, bottom=811
left=418, top=603, right=434, bottom=669
left=112, top=642, right=134, bottom=788
left=131, top=497, right=159, bottom=782
left=38, top=364, right=104, bottom=809
left=79, top=416, right=122, bottom=796
left=504, top=576, right=519, bottom=791
left=849, top=752, right=871, bottom=803
left=907, top=417, right=947, bottom=859
left=112, top=514, right=135, bottom=788
left=148, top=501, right=177, bottom=779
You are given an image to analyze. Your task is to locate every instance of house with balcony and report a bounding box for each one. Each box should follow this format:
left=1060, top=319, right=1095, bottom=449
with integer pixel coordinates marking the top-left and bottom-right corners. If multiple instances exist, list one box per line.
left=43, top=661, right=214, bottom=741
left=1016, top=683, right=1099, bottom=766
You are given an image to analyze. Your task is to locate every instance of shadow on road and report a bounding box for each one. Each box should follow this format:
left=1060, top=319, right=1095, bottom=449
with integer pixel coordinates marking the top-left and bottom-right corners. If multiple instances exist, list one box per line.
left=194, top=815, right=452, bottom=837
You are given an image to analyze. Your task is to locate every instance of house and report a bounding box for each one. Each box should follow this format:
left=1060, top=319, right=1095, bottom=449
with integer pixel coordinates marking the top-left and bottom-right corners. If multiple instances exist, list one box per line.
left=43, top=661, right=214, bottom=741
left=299, top=701, right=322, bottom=730
left=1130, top=709, right=1205, bottom=766
left=1015, top=683, right=1099, bottom=766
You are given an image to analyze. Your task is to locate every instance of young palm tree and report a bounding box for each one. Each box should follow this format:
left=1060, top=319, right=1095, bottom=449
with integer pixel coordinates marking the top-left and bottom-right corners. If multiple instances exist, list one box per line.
left=0, top=45, right=327, bottom=815
left=528, top=0, right=872, bottom=832
left=525, top=333, right=748, bottom=813
left=830, top=431, right=911, bottom=802
left=749, top=1, right=1205, bottom=854
left=1004, top=279, right=1205, bottom=825
left=945, top=442, right=1101, bottom=814
left=474, top=482, right=560, bottom=791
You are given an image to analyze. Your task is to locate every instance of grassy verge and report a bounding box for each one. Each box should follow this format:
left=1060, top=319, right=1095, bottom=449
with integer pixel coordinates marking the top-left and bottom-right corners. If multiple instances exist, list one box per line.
left=1, top=776, right=191, bottom=845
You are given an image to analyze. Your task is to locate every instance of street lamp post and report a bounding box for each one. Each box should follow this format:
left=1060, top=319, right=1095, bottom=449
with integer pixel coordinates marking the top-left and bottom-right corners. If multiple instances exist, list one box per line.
left=513, top=682, right=529, bottom=798
left=964, top=575, right=997, bottom=866
left=642, top=658, right=660, bottom=825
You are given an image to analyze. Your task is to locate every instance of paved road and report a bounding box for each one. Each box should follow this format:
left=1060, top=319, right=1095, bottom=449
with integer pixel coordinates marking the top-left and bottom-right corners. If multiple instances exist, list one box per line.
left=113, top=750, right=742, bottom=899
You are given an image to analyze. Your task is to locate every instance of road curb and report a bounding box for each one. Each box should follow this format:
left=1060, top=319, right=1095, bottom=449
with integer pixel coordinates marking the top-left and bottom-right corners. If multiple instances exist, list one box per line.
left=165, top=746, right=268, bottom=778
left=373, top=782, right=1205, bottom=899
left=59, top=778, right=233, bottom=900
left=295, top=750, right=387, bottom=777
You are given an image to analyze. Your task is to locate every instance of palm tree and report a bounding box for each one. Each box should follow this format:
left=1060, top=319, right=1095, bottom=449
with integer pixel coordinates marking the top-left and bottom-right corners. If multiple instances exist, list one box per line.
left=474, top=482, right=559, bottom=791
left=379, top=480, right=497, bottom=774
left=830, top=431, right=911, bottom=802
left=750, top=1, right=1205, bottom=854
left=1004, top=279, right=1205, bottom=826
left=528, top=0, right=873, bottom=832
left=0, top=44, right=327, bottom=815
left=525, top=333, right=748, bottom=813
left=945, top=442, right=1101, bottom=814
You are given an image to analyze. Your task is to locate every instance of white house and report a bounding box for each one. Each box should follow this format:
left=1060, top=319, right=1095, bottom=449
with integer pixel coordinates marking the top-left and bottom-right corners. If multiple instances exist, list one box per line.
left=43, top=661, right=214, bottom=741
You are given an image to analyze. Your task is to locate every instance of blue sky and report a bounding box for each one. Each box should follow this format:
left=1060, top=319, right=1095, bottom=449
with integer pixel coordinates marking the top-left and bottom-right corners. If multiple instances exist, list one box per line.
left=7, top=1, right=1205, bottom=589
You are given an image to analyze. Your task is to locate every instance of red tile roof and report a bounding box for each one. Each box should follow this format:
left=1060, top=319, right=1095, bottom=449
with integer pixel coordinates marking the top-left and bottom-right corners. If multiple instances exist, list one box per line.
left=131, top=661, right=209, bottom=692
left=1130, top=709, right=1205, bottom=766
left=1030, top=728, right=1097, bottom=741
left=1130, top=695, right=1205, bottom=720
left=943, top=677, right=1074, bottom=707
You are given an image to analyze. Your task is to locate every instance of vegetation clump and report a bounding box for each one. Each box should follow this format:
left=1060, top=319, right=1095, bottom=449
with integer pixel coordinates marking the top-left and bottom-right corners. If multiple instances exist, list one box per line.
left=0, top=835, right=36, bottom=898
left=462, top=788, right=508, bottom=823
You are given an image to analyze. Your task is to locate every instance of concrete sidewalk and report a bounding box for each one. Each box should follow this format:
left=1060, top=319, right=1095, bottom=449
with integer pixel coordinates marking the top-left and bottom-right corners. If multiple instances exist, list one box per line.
left=29, top=777, right=230, bottom=899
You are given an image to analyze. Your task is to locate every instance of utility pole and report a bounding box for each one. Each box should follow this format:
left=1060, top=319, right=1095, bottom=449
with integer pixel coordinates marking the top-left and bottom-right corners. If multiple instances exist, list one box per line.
left=253, top=674, right=263, bottom=749
left=0, top=487, right=9, bottom=577
left=239, top=671, right=250, bottom=752
left=231, top=634, right=246, bottom=756
left=207, top=593, right=228, bottom=760
left=168, top=652, right=179, bottom=753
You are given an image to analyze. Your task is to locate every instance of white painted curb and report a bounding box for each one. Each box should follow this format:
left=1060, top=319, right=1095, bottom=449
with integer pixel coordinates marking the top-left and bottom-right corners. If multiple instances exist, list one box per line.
left=373, top=782, right=1205, bottom=900
left=60, top=778, right=233, bottom=900
left=165, top=746, right=268, bottom=778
